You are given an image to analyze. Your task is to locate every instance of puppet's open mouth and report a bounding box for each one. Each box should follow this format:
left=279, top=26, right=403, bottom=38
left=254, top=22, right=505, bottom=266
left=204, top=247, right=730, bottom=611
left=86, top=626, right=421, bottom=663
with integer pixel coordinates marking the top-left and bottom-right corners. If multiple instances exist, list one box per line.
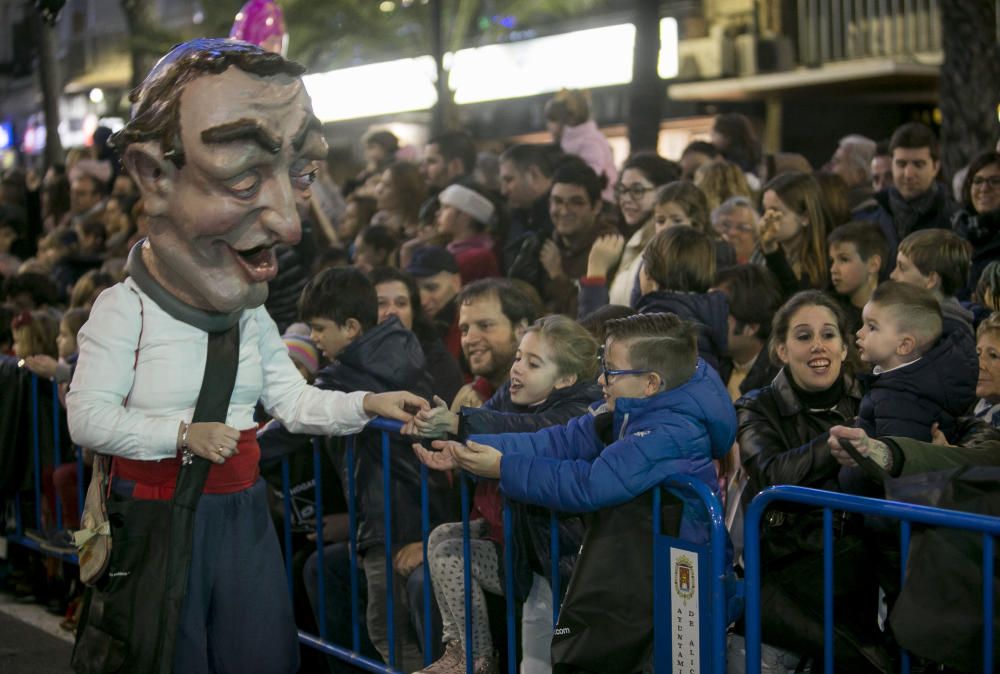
left=229, top=243, right=278, bottom=282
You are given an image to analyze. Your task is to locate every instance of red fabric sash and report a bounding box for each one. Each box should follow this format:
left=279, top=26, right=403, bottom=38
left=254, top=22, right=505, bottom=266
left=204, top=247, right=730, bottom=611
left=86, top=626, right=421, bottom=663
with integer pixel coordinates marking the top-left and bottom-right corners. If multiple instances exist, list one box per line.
left=114, top=428, right=260, bottom=500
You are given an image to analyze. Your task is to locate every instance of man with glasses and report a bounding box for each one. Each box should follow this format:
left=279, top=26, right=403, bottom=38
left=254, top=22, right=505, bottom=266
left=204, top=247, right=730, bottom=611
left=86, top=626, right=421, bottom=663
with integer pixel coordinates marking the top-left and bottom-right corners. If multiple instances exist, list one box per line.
left=538, top=161, right=617, bottom=315
left=711, top=196, right=759, bottom=264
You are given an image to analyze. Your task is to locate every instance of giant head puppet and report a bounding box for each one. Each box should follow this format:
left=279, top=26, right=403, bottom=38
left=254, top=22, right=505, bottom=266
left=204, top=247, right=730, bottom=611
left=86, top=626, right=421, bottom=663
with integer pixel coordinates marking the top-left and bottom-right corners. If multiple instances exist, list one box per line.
left=113, top=38, right=326, bottom=314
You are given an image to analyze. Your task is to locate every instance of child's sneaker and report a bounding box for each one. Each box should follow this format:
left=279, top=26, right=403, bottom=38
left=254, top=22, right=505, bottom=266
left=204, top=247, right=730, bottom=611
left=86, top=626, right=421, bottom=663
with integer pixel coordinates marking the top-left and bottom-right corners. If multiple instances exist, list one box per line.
left=412, top=640, right=464, bottom=674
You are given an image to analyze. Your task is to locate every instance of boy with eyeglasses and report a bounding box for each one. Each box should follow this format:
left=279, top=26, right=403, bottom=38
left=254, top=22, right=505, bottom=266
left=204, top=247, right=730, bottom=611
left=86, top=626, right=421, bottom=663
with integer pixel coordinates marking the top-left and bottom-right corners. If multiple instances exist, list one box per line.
left=419, top=311, right=735, bottom=535
left=415, top=312, right=735, bottom=672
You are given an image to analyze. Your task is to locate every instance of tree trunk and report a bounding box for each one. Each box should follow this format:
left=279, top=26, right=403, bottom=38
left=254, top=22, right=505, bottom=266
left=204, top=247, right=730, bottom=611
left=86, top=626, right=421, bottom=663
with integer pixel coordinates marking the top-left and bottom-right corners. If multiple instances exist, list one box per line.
left=938, top=2, right=1000, bottom=181
left=121, top=0, right=159, bottom=91
left=627, top=0, right=662, bottom=155
left=34, top=11, right=64, bottom=169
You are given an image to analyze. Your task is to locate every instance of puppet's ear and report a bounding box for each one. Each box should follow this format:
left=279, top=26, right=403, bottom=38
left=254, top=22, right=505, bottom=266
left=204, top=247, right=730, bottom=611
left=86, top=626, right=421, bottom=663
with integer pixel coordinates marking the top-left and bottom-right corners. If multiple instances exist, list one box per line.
left=121, top=142, right=176, bottom=217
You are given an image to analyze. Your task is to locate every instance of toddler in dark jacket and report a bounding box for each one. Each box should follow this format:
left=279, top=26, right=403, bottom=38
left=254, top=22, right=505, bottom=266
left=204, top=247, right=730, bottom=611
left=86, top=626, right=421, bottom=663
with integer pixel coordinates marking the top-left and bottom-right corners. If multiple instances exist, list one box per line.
left=853, top=281, right=977, bottom=443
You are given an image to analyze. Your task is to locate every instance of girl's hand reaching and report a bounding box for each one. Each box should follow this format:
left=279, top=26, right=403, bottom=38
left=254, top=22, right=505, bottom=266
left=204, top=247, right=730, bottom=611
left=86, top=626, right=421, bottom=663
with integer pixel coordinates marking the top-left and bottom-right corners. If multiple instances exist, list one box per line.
left=411, top=395, right=459, bottom=438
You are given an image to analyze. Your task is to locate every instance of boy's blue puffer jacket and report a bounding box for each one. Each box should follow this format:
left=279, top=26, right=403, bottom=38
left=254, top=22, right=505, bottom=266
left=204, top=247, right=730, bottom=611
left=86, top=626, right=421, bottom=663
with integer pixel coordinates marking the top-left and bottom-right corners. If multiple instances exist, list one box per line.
left=471, top=359, right=737, bottom=545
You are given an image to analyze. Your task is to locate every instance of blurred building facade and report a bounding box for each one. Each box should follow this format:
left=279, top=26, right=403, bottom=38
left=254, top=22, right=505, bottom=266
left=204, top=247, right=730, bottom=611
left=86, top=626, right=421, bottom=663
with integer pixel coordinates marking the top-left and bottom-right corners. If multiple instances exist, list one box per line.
left=0, top=0, right=950, bottom=168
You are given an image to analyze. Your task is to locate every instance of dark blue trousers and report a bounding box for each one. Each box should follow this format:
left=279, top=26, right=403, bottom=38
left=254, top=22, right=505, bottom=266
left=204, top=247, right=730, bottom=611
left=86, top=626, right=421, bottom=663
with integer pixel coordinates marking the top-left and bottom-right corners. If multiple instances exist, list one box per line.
left=174, top=478, right=299, bottom=674
left=114, top=478, right=299, bottom=674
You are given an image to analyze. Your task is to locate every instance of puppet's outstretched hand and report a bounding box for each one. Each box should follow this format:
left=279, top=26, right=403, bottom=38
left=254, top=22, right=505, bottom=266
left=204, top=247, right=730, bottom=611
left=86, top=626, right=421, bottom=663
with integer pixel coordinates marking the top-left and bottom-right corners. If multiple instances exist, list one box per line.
left=364, top=390, right=430, bottom=424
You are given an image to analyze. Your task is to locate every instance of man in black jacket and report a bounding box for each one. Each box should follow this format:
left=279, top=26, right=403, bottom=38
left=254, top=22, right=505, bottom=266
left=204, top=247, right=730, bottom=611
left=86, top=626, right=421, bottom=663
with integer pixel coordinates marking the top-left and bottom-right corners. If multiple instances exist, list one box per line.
left=499, top=144, right=555, bottom=283
left=858, top=122, right=956, bottom=273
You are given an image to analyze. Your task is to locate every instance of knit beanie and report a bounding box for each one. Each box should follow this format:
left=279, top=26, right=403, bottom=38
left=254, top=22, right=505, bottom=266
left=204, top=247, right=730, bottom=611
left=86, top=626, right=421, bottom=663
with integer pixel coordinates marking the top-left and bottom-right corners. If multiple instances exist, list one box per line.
left=283, top=333, right=319, bottom=376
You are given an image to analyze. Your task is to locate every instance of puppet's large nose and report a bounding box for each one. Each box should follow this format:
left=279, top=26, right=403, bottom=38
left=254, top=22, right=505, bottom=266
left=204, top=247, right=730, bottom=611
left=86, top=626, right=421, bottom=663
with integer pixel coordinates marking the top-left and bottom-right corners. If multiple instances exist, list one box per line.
left=258, top=173, right=302, bottom=245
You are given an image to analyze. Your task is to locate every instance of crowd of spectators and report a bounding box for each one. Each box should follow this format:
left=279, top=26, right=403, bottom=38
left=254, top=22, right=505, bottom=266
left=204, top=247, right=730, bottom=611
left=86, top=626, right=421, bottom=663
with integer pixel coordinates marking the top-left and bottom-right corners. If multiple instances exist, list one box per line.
left=1, top=95, right=1000, bottom=674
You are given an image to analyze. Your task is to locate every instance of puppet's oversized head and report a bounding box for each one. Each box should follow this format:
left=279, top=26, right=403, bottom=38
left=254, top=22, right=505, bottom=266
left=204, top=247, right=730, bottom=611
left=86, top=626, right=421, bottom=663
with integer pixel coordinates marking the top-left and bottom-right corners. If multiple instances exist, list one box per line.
left=113, top=38, right=327, bottom=313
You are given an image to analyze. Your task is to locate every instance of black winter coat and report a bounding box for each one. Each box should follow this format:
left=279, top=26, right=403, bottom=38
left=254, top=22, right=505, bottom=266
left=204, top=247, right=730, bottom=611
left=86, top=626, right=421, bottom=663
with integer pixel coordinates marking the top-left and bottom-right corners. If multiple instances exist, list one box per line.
left=635, top=289, right=729, bottom=371
left=856, top=183, right=957, bottom=278
left=259, top=318, right=455, bottom=552
left=736, top=371, right=891, bottom=672
left=459, top=379, right=602, bottom=603
left=736, top=369, right=862, bottom=563
left=953, top=207, right=1000, bottom=301
left=856, top=321, right=978, bottom=444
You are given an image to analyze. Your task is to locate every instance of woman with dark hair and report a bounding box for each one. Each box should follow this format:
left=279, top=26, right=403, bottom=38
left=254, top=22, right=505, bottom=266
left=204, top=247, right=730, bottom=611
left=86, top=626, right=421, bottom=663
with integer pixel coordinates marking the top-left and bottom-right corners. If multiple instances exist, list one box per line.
left=582, top=153, right=680, bottom=313
left=754, top=172, right=834, bottom=297
left=369, top=266, right=464, bottom=404
left=813, top=171, right=853, bottom=231
left=734, top=291, right=890, bottom=673
left=953, top=150, right=1000, bottom=298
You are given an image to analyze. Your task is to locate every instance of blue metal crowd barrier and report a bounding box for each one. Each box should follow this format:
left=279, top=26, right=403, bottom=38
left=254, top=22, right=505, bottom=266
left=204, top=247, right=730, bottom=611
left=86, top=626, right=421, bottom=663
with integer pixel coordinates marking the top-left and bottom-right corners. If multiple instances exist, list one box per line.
left=6, top=376, right=732, bottom=672
left=282, top=417, right=733, bottom=674
left=743, top=485, right=1000, bottom=674
left=7, top=374, right=81, bottom=565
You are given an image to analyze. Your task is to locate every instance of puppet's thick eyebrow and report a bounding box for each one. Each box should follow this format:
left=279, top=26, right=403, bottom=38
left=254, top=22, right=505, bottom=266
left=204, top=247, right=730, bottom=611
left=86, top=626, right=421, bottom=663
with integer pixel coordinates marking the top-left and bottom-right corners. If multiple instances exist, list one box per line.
left=292, top=115, right=323, bottom=152
left=201, top=120, right=282, bottom=154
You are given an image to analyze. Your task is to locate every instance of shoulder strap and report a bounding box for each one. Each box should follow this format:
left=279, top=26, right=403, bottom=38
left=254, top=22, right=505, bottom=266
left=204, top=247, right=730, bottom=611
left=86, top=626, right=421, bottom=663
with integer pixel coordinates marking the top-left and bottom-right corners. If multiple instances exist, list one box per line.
left=172, top=322, right=242, bottom=509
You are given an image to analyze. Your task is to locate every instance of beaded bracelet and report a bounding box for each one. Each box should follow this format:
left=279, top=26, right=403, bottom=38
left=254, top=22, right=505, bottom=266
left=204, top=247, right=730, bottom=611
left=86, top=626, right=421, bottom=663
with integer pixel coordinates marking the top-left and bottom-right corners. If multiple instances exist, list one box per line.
left=180, top=421, right=193, bottom=466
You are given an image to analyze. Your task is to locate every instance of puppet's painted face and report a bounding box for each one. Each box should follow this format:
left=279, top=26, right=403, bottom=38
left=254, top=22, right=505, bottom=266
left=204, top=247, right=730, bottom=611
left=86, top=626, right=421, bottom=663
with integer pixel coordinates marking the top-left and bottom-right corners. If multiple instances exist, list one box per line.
left=144, top=67, right=326, bottom=313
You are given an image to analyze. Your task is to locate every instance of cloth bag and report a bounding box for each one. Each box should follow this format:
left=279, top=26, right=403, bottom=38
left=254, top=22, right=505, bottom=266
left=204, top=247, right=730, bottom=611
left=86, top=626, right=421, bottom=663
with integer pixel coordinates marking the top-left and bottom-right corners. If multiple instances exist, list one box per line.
left=71, top=325, right=240, bottom=674
left=74, top=453, right=112, bottom=585
left=550, top=491, right=682, bottom=674
left=885, top=466, right=1000, bottom=672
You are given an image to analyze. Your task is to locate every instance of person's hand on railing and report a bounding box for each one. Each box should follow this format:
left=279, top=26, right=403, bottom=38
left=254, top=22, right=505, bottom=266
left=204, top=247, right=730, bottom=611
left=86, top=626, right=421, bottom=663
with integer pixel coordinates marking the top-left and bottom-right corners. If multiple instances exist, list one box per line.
left=363, top=390, right=430, bottom=423
left=437, top=439, right=502, bottom=479
left=411, top=441, right=459, bottom=472
left=408, top=395, right=458, bottom=438
left=393, top=542, right=424, bottom=577
left=828, top=425, right=893, bottom=471
left=23, top=355, right=58, bottom=379
left=306, top=513, right=349, bottom=543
